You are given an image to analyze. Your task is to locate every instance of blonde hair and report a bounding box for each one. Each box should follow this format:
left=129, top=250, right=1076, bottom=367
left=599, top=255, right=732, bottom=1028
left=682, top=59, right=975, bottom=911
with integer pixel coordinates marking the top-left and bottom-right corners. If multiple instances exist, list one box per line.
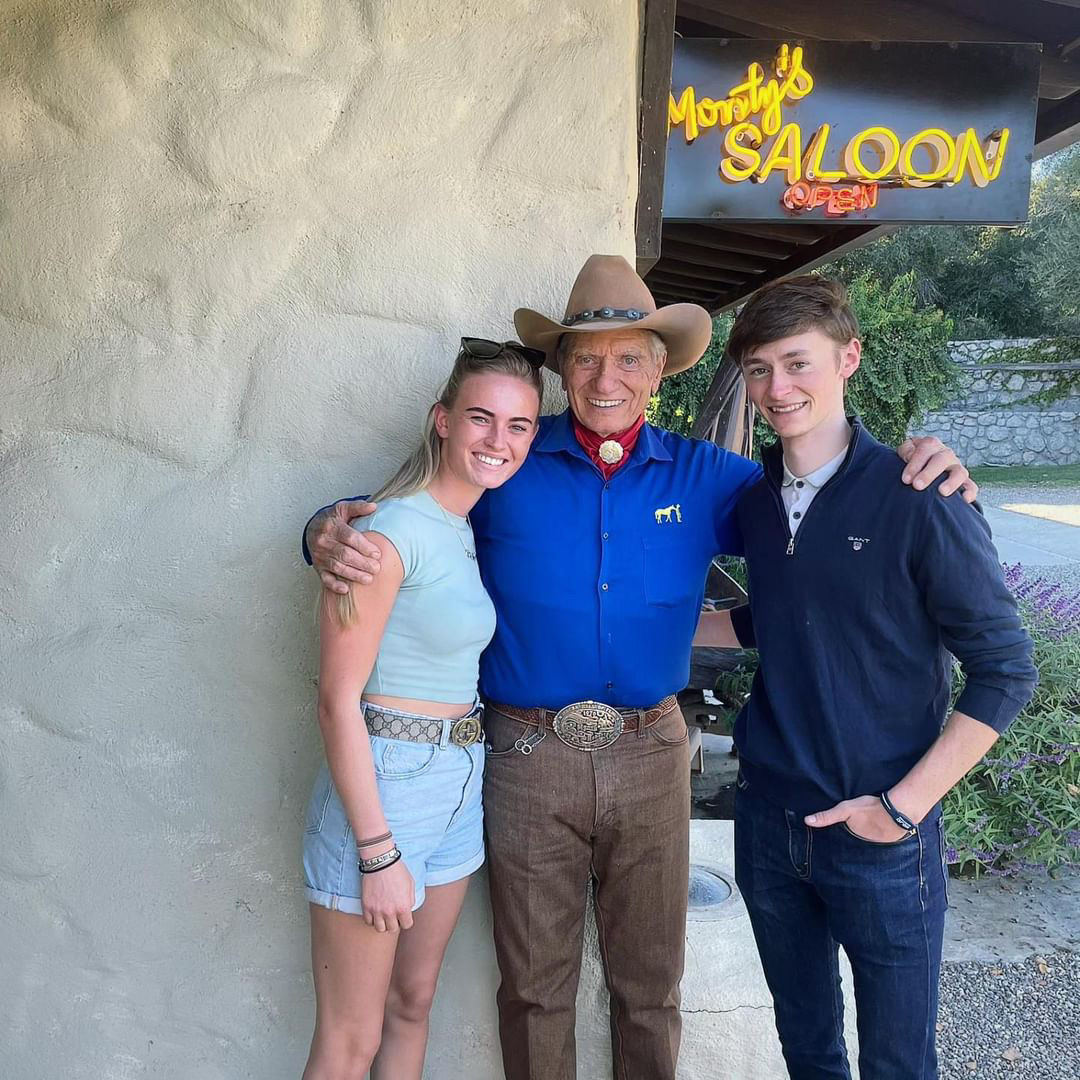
left=331, top=344, right=543, bottom=626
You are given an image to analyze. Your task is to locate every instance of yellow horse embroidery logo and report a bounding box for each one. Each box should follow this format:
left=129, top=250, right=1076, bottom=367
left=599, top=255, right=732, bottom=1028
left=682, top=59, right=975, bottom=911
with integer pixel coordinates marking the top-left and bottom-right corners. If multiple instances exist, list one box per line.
left=654, top=503, right=683, bottom=524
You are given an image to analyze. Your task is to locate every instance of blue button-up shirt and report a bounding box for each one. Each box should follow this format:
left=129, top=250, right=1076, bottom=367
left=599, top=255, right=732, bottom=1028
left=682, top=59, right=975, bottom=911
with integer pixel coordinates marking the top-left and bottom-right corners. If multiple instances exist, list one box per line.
left=470, top=410, right=760, bottom=708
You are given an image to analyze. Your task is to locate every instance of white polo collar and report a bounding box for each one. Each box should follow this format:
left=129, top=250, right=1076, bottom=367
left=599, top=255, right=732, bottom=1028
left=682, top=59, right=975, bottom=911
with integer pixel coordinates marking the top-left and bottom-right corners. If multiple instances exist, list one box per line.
left=782, top=443, right=849, bottom=491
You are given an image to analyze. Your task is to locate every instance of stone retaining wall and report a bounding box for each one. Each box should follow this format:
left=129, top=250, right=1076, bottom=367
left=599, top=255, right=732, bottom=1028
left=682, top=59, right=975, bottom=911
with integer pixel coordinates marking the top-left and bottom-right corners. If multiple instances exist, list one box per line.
left=917, top=340, right=1080, bottom=466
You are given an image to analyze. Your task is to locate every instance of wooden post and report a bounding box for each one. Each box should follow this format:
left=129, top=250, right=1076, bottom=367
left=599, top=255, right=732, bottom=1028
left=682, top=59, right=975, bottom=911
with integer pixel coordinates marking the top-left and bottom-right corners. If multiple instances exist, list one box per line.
left=635, top=0, right=676, bottom=277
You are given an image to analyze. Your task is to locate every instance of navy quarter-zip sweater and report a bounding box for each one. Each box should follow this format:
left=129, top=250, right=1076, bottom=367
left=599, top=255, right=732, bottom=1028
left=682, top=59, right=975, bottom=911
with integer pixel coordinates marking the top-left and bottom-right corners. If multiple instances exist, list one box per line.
left=731, top=421, right=1037, bottom=814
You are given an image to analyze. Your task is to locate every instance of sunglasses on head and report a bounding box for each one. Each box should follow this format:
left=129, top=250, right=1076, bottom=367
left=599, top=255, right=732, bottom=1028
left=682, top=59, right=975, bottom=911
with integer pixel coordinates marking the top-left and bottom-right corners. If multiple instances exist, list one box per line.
left=460, top=337, right=547, bottom=370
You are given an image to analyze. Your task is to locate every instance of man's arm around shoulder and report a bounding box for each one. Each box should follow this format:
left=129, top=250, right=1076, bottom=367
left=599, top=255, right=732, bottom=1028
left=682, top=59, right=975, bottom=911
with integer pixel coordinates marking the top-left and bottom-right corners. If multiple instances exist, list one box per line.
left=303, top=496, right=382, bottom=594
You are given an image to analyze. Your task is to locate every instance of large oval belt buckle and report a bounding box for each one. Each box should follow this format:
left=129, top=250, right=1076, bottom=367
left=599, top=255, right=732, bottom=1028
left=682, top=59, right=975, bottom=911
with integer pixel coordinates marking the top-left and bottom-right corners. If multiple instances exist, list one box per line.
left=451, top=714, right=483, bottom=747
left=552, top=701, right=623, bottom=752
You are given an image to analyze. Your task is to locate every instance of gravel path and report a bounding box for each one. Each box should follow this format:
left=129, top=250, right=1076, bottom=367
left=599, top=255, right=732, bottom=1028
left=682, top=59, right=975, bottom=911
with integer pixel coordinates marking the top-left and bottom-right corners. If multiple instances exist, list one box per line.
left=937, top=952, right=1080, bottom=1078
left=977, top=483, right=1080, bottom=510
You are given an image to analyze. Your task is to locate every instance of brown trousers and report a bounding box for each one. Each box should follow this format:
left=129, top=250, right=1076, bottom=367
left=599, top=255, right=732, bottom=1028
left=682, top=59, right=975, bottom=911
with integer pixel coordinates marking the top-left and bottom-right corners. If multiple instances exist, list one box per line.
left=482, top=705, right=691, bottom=1080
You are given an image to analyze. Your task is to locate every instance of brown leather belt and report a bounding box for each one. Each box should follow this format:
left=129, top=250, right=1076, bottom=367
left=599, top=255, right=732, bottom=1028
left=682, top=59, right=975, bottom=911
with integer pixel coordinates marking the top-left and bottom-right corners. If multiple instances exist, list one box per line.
left=488, top=695, right=679, bottom=750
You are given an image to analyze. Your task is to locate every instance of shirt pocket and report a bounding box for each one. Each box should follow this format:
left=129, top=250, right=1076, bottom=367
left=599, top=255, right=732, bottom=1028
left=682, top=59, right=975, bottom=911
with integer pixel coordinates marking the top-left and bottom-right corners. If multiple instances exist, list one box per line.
left=643, top=538, right=699, bottom=608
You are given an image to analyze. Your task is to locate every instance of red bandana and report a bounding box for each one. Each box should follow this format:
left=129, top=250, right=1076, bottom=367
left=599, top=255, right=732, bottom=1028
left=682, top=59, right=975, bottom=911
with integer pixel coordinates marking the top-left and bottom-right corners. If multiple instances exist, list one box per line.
left=572, top=414, right=646, bottom=479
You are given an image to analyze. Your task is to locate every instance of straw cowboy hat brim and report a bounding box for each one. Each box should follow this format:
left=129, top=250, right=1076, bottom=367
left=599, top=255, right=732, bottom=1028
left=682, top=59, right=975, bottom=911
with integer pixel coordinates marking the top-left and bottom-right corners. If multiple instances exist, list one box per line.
left=513, top=255, right=713, bottom=377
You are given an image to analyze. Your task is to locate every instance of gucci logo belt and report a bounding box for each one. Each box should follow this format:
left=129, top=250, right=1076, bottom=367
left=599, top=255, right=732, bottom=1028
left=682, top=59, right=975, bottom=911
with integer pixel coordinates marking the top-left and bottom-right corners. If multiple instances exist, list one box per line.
left=449, top=713, right=484, bottom=747
left=363, top=704, right=485, bottom=748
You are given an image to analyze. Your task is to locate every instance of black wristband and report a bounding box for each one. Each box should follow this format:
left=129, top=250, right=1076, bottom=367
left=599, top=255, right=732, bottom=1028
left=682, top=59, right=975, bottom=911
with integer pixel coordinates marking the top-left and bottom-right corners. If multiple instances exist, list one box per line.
left=879, top=791, right=917, bottom=832
left=358, top=849, right=402, bottom=874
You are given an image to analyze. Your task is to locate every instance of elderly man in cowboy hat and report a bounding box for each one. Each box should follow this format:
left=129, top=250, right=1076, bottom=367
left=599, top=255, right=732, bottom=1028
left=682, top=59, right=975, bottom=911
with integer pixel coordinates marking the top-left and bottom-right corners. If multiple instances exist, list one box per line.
left=302, top=255, right=975, bottom=1080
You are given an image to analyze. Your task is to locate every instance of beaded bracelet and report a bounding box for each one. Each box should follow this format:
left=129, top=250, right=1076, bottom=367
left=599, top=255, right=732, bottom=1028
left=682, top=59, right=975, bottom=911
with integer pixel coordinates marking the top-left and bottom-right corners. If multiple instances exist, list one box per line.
left=359, top=847, right=402, bottom=874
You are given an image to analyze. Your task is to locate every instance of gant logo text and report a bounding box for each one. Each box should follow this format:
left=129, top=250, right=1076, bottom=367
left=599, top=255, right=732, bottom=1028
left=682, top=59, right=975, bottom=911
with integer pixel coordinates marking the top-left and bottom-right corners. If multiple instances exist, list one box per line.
left=848, top=536, right=870, bottom=551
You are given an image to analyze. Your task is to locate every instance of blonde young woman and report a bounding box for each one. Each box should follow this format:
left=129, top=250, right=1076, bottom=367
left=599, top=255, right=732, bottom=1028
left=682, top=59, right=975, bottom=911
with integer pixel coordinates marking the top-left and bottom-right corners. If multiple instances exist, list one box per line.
left=301, top=340, right=544, bottom=1080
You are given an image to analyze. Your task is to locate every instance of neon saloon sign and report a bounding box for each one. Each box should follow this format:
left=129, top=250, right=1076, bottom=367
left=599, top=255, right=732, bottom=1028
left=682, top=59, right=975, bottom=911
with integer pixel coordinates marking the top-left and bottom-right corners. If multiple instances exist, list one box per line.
left=666, top=43, right=1025, bottom=220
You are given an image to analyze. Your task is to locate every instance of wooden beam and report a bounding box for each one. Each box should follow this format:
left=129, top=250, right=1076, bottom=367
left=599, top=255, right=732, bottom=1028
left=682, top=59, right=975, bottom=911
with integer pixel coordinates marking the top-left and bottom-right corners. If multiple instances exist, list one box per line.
left=654, top=291, right=725, bottom=307
left=659, top=238, right=768, bottom=271
left=648, top=278, right=729, bottom=302
left=690, top=354, right=742, bottom=440
left=936, top=1, right=1080, bottom=48
left=678, top=0, right=1080, bottom=98
left=650, top=265, right=749, bottom=289
left=650, top=257, right=740, bottom=281
left=1035, top=90, right=1080, bottom=157
left=659, top=256, right=765, bottom=284
left=704, top=221, right=827, bottom=243
left=649, top=265, right=733, bottom=289
left=648, top=274, right=732, bottom=299
left=660, top=244, right=772, bottom=274
left=663, top=224, right=796, bottom=259
left=635, top=0, right=677, bottom=275
left=684, top=0, right=1023, bottom=42
left=703, top=286, right=747, bottom=313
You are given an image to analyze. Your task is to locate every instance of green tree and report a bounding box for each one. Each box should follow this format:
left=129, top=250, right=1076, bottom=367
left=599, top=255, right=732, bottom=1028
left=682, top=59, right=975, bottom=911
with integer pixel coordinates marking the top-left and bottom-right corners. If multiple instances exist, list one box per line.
left=1025, top=144, right=1080, bottom=334
left=843, top=272, right=956, bottom=446
left=831, top=144, right=1080, bottom=339
left=646, top=313, right=732, bottom=435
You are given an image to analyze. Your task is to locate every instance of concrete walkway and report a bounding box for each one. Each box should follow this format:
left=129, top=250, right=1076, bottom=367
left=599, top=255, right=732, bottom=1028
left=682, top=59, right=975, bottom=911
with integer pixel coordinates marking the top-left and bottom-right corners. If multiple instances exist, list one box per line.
left=983, top=505, right=1080, bottom=567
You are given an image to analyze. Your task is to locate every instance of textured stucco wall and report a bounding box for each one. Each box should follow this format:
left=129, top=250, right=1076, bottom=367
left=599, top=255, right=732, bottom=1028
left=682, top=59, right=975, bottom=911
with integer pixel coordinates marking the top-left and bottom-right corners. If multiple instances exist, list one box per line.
left=0, top=2, right=637, bottom=1077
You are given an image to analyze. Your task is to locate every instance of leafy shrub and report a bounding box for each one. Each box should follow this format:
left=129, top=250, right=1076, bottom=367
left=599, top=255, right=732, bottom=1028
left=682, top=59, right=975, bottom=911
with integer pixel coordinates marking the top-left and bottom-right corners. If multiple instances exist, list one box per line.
left=843, top=273, right=957, bottom=447
left=944, top=568, right=1080, bottom=875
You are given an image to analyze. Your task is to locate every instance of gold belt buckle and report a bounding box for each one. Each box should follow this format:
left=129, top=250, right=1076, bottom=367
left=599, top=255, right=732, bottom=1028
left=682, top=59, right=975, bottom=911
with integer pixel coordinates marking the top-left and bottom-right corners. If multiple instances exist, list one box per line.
left=451, top=713, right=483, bottom=747
left=552, top=700, right=624, bottom=751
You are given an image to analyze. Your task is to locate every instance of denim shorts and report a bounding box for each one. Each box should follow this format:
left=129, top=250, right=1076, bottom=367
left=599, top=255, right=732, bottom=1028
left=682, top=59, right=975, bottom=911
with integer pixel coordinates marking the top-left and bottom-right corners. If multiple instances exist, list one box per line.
left=303, top=704, right=485, bottom=915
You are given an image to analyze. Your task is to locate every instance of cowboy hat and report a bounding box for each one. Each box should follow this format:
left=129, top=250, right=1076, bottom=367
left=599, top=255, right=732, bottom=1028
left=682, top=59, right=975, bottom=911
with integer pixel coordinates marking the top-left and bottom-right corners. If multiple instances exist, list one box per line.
left=513, top=255, right=713, bottom=376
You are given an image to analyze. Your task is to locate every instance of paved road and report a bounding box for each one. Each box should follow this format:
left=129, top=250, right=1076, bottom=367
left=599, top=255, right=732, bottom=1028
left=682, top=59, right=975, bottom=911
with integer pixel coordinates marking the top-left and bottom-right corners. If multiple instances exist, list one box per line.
left=983, top=505, right=1080, bottom=567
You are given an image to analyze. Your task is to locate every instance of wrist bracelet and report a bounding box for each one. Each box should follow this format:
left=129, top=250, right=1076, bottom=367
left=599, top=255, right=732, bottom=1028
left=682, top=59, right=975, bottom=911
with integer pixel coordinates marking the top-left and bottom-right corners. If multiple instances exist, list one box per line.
left=880, top=791, right=917, bottom=832
left=360, top=852, right=403, bottom=874
left=356, top=831, right=393, bottom=850
left=360, top=846, right=400, bottom=871
left=359, top=847, right=402, bottom=874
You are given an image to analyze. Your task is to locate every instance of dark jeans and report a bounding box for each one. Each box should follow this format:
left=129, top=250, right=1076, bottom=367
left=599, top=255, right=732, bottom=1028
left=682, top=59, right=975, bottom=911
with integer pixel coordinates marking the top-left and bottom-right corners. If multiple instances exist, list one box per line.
left=482, top=705, right=691, bottom=1080
left=735, top=777, right=949, bottom=1080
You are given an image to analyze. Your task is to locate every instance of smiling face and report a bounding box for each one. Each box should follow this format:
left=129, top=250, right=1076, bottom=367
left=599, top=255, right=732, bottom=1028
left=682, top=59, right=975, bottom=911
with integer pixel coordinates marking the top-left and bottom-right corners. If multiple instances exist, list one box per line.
left=433, top=372, right=540, bottom=491
left=740, top=328, right=860, bottom=444
left=560, top=329, right=665, bottom=436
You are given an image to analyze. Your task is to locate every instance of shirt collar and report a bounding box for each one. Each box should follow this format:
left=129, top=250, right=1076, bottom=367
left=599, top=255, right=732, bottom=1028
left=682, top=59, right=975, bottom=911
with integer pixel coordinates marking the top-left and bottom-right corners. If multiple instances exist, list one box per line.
left=781, top=442, right=850, bottom=490
left=535, top=409, right=672, bottom=464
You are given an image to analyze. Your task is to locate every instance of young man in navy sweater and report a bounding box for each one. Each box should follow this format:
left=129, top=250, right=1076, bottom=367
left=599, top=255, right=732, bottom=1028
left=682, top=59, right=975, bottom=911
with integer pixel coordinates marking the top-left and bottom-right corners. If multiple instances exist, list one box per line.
left=696, top=276, right=1037, bottom=1079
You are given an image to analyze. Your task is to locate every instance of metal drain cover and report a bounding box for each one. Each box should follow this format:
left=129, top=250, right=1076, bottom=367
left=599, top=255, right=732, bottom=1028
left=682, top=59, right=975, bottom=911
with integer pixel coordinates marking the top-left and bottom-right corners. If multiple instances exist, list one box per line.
left=686, top=864, right=740, bottom=921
